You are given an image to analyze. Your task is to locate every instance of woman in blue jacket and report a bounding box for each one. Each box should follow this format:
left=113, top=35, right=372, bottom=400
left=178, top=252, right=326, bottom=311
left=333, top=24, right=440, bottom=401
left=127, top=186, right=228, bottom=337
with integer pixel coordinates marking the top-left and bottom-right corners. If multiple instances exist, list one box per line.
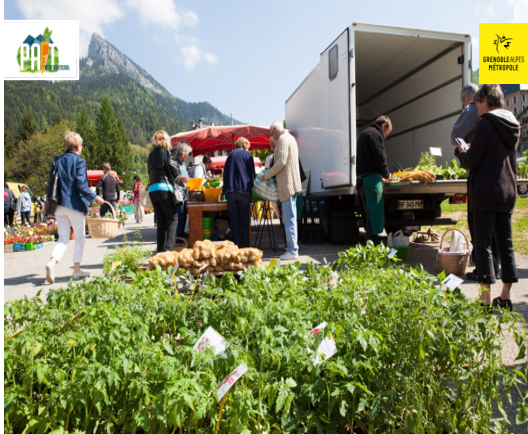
left=45, top=130, right=104, bottom=284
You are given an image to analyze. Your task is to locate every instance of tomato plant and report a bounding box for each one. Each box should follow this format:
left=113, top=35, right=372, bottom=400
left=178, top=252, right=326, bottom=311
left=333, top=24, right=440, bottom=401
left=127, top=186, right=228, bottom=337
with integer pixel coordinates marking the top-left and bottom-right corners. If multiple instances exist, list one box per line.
left=4, top=243, right=527, bottom=433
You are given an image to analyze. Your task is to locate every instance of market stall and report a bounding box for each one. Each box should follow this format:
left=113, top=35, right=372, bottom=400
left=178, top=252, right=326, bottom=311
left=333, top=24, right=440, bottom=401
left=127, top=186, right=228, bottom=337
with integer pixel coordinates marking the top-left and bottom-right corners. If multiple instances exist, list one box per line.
left=170, top=125, right=271, bottom=154
left=86, top=170, right=123, bottom=188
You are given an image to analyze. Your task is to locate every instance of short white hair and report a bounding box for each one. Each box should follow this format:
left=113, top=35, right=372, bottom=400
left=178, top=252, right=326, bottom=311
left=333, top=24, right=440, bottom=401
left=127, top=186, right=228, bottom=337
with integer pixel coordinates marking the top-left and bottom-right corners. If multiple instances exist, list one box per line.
left=270, top=121, right=284, bottom=135
left=461, top=83, right=478, bottom=101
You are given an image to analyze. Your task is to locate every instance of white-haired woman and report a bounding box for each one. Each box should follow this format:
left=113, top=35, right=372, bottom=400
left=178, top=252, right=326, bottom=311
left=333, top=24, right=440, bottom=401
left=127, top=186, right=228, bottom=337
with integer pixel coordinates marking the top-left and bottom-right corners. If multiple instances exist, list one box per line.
left=172, top=141, right=192, bottom=243
left=45, top=130, right=104, bottom=284
left=147, top=130, right=183, bottom=252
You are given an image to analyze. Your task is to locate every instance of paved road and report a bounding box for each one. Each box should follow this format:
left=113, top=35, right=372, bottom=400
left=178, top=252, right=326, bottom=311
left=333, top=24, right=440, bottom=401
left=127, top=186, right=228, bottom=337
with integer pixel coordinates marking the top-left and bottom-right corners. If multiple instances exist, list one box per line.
left=4, top=212, right=528, bottom=431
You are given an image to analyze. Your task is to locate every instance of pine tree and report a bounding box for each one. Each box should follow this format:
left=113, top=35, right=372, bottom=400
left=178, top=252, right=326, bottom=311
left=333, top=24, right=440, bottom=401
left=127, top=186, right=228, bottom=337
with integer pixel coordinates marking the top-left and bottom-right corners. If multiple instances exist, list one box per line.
left=116, top=119, right=134, bottom=189
left=77, top=106, right=97, bottom=169
left=95, top=95, right=119, bottom=169
left=18, top=109, right=37, bottom=141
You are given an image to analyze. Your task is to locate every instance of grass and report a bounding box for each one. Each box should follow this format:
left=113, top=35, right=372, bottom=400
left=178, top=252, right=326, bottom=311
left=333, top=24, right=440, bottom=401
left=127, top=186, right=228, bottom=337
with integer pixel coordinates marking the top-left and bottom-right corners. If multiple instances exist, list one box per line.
left=438, top=196, right=528, bottom=255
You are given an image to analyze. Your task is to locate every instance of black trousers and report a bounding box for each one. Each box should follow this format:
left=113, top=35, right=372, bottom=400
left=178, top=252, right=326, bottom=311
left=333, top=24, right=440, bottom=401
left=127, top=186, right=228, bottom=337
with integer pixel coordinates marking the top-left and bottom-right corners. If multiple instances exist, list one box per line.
left=100, top=200, right=117, bottom=217
left=226, top=191, right=251, bottom=248
left=473, top=210, right=517, bottom=285
left=468, top=204, right=499, bottom=275
left=150, top=191, right=178, bottom=252
left=4, top=208, right=15, bottom=229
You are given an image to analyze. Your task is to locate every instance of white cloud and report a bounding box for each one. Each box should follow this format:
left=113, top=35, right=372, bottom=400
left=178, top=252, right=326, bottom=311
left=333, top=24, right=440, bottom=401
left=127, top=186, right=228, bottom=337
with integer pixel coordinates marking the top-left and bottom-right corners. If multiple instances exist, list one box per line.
left=508, top=0, right=528, bottom=22
left=203, top=52, right=218, bottom=65
left=125, top=0, right=198, bottom=29
left=181, top=44, right=218, bottom=70
left=15, top=0, right=123, bottom=56
left=484, top=2, right=496, bottom=17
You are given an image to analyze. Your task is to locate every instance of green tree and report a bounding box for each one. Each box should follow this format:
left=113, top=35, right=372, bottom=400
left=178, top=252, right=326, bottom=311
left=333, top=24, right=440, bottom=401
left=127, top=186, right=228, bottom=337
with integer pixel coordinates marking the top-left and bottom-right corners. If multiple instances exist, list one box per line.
left=18, top=109, right=37, bottom=142
left=95, top=95, right=120, bottom=169
left=77, top=106, right=97, bottom=170
left=5, top=121, right=75, bottom=196
left=115, top=119, right=134, bottom=190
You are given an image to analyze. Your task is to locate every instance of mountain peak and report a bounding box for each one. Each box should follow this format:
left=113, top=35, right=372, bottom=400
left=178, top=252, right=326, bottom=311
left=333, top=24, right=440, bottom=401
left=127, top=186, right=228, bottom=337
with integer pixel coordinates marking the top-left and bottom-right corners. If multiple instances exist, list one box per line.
left=86, top=33, right=168, bottom=96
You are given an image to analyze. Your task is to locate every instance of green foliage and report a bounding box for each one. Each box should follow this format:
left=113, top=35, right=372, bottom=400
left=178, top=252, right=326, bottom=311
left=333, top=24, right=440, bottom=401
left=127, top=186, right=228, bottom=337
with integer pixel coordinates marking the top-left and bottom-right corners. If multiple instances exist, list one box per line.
left=472, top=69, right=479, bottom=85
left=5, top=120, right=76, bottom=196
left=5, top=244, right=527, bottom=433
left=18, top=108, right=37, bottom=142
left=102, top=231, right=151, bottom=274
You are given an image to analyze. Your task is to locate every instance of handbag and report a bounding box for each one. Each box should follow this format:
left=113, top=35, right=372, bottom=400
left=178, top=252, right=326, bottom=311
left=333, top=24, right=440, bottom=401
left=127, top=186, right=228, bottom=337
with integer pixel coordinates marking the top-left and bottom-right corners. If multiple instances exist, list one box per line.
left=165, top=150, right=184, bottom=207
left=253, top=170, right=279, bottom=202
left=45, top=156, right=61, bottom=216
left=9, top=191, right=17, bottom=212
left=139, top=185, right=153, bottom=208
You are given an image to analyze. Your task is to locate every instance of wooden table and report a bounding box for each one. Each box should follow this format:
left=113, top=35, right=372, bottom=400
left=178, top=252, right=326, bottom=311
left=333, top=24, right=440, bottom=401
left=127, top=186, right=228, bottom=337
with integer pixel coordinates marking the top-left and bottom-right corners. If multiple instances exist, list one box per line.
left=187, top=201, right=251, bottom=247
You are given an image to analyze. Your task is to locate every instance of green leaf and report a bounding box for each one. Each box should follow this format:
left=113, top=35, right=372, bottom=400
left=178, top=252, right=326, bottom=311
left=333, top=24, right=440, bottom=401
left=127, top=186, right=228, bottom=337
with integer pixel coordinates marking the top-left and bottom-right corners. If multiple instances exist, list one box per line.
left=285, top=378, right=297, bottom=388
left=339, top=400, right=348, bottom=417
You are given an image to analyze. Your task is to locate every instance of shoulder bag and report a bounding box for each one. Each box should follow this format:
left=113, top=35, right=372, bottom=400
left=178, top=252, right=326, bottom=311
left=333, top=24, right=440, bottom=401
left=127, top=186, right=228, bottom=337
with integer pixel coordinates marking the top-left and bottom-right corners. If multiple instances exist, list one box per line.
left=165, top=150, right=184, bottom=207
left=45, top=156, right=61, bottom=216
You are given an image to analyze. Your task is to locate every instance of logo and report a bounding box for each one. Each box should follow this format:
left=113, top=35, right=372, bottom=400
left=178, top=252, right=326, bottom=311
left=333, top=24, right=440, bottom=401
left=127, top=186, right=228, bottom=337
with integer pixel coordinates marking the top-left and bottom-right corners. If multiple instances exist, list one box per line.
left=3, top=20, right=79, bottom=81
left=493, top=35, right=513, bottom=54
left=479, top=23, right=528, bottom=84
left=17, top=27, right=69, bottom=74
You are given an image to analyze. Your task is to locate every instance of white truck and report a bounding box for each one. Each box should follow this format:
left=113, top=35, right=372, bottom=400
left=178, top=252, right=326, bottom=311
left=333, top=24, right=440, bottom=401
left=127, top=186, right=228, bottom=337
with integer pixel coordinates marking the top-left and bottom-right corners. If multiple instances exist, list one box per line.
left=286, top=22, right=473, bottom=242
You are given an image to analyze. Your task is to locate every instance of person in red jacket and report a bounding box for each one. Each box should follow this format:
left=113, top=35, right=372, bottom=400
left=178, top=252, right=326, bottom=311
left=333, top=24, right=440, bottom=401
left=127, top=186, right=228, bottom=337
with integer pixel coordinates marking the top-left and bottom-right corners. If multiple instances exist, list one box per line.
left=132, top=175, right=144, bottom=224
left=455, top=84, right=520, bottom=311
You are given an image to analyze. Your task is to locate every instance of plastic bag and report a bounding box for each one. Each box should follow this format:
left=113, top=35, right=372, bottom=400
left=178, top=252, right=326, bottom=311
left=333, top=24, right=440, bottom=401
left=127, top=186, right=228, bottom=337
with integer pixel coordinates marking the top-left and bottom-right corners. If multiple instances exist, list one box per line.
left=449, top=230, right=466, bottom=253
left=253, top=170, right=279, bottom=202
left=387, top=230, right=409, bottom=247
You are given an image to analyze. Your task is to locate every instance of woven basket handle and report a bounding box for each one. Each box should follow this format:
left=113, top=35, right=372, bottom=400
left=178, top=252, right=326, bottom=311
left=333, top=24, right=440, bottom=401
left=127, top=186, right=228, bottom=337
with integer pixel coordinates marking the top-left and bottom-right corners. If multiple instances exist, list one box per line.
left=440, top=228, right=469, bottom=251
left=103, top=201, right=117, bottom=219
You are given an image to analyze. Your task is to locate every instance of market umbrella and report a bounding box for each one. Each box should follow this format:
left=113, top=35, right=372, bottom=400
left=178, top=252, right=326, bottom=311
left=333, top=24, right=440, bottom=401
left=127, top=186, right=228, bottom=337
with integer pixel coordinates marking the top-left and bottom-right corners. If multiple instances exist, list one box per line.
left=209, top=156, right=263, bottom=171
left=170, top=125, right=271, bottom=154
left=86, top=170, right=123, bottom=188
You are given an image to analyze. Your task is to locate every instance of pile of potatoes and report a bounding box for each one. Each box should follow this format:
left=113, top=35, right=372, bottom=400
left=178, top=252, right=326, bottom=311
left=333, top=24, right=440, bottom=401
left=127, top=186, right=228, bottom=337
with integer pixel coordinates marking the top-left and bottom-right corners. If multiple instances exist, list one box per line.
left=147, top=240, right=263, bottom=275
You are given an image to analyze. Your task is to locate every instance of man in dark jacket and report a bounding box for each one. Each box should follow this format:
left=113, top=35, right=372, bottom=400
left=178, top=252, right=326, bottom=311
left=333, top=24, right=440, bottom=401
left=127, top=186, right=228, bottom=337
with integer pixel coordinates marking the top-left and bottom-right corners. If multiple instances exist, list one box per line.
left=455, top=84, right=520, bottom=310
left=356, top=116, right=392, bottom=243
left=97, top=163, right=120, bottom=217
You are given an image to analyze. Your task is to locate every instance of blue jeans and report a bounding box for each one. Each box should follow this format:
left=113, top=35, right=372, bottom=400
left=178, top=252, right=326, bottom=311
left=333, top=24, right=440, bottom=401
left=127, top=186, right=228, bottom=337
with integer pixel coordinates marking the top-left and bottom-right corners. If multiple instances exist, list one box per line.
left=226, top=192, right=251, bottom=247
left=176, top=200, right=187, bottom=243
left=281, top=193, right=299, bottom=255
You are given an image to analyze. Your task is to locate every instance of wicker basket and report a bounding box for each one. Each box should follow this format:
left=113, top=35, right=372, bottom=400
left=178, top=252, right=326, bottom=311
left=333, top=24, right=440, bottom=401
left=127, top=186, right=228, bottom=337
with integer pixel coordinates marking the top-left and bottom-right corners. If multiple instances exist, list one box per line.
left=438, top=229, right=470, bottom=275
left=86, top=201, right=119, bottom=239
left=173, top=237, right=188, bottom=252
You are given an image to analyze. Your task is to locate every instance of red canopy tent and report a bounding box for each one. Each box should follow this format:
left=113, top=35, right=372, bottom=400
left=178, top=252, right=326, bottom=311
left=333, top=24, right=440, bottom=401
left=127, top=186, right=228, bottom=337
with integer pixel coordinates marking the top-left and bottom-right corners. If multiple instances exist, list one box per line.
left=86, top=170, right=123, bottom=188
left=170, top=125, right=271, bottom=154
left=209, top=156, right=262, bottom=172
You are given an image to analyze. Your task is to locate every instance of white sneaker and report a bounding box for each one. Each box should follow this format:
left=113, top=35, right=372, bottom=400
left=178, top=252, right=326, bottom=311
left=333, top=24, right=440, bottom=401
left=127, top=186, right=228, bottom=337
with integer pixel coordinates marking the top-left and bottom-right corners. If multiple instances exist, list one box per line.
left=278, top=243, right=288, bottom=251
left=45, top=260, right=56, bottom=284
left=72, top=270, right=90, bottom=280
left=280, top=252, right=298, bottom=261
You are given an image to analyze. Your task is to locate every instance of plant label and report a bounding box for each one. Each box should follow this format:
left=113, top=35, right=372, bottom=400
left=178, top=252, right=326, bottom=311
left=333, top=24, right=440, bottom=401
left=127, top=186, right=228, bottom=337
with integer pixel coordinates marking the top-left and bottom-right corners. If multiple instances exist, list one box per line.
left=387, top=248, right=398, bottom=259
left=111, top=261, right=122, bottom=270
left=217, top=364, right=248, bottom=402
left=441, top=274, right=464, bottom=290
left=314, top=336, right=337, bottom=366
left=309, top=321, right=327, bottom=337
left=193, top=326, right=228, bottom=357
left=430, top=147, right=442, bottom=156
left=269, top=258, right=280, bottom=268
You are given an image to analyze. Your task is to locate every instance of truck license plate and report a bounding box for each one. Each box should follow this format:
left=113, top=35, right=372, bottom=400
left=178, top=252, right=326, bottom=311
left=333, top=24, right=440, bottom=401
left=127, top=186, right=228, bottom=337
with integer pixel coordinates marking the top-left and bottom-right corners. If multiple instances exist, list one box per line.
left=397, top=200, right=424, bottom=210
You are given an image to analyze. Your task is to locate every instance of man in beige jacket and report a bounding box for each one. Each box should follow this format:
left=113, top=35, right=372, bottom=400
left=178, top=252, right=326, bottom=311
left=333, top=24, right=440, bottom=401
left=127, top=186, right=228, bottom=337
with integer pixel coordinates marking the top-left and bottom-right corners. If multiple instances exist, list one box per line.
left=262, top=121, right=302, bottom=260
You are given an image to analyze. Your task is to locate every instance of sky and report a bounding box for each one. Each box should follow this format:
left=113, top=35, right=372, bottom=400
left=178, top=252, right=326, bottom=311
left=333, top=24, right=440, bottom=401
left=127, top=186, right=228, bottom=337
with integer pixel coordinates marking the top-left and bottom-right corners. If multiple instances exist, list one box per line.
left=3, top=0, right=528, bottom=129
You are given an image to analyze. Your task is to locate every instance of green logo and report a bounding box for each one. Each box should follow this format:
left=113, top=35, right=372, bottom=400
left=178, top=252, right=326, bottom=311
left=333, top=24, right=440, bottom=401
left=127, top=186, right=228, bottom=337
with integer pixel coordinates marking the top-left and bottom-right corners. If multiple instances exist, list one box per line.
left=17, top=27, right=62, bottom=74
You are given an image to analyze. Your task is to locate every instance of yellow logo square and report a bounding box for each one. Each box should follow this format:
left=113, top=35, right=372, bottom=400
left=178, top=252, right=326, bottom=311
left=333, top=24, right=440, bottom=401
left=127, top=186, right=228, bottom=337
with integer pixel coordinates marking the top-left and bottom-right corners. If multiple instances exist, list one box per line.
left=479, top=23, right=528, bottom=84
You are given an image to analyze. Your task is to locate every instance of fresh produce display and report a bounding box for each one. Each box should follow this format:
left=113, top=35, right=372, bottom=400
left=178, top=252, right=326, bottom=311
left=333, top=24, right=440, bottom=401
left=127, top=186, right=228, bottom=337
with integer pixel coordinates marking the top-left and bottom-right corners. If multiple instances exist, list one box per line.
left=392, top=152, right=467, bottom=181
left=148, top=240, right=263, bottom=274
left=4, top=222, right=57, bottom=245
left=4, top=243, right=527, bottom=433
left=204, top=180, right=222, bottom=189
left=102, top=231, right=151, bottom=274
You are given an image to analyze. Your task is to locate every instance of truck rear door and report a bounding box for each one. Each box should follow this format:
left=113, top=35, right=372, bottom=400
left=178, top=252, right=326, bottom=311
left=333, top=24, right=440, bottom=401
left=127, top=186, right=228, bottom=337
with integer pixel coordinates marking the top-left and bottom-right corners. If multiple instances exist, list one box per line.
left=320, top=29, right=351, bottom=189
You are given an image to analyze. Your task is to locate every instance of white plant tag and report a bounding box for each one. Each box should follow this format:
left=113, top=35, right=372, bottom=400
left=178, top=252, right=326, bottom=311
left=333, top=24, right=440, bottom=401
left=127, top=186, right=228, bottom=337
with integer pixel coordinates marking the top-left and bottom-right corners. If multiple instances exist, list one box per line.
left=309, top=321, right=327, bottom=337
left=193, top=326, right=228, bottom=357
left=388, top=248, right=398, bottom=259
left=217, top=364, right=248, bottom=402
left=442, top=273, right=464, bottom=290
left=269, top=258, right=280, bottom=268
left=430, top=147, right=443, bottom=156
left=314, top=336, right=337, bottom=366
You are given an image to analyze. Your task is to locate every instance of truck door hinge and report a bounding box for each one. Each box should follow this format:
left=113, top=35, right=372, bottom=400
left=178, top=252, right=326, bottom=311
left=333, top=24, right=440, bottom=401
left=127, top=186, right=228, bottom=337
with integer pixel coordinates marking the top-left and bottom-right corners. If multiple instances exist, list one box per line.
left=320, top=178, right=324, bottom=189
left=349, top=49, right=354, bottom=58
